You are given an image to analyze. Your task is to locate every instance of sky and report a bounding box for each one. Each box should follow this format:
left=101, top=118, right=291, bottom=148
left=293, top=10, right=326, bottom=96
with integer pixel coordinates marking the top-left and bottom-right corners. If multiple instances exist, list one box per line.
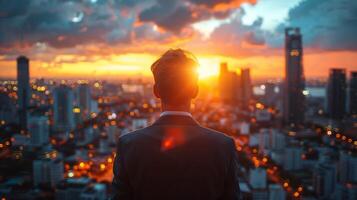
left=0, top=0, right=356, bottom=80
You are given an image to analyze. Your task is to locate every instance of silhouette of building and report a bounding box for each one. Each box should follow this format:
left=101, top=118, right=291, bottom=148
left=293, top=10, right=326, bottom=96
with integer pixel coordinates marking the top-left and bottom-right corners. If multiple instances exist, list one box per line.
left=283, top=28, right=305, bottom=126
left=219, top=62, right=237, bottom=104
left=56, top=178, right=107, bottom=200
left=327, top=68, right=346, bottom=119
left=283, top=146, right=303, bottom=170
left=268, top=184, right=285, bottom=200
left=53, top=85, right=75, bottom=132
left=249, top=168, right=267, bottom=189
left=17, top=56, right=30, bottom=130
left=28, top=115, right=49, bottom=146
left=349, top=72, right=357, bottom=116
left=336, top=183, right=357, bottom=200
left=241, top=68, right=251, bottom=109
left=33, top=157, right=64, bottom=187
left=313, top=162, right=337, bottom=198
left=0, top=92, right=17, bottom=124
left=75, top=83, right=91, bottom=121
left=338, top=151, right=357, bottom=183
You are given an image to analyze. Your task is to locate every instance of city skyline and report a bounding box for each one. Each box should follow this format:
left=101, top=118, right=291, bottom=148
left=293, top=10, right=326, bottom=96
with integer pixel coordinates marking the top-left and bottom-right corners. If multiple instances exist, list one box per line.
left=1, top=1, right=357, bottom=200
left=1, top=0, right=357, bottom=80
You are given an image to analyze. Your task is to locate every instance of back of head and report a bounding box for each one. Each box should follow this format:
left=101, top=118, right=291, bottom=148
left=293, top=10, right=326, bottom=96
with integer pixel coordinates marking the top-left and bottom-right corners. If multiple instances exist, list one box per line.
left=151, top=49, right=199, bottom=106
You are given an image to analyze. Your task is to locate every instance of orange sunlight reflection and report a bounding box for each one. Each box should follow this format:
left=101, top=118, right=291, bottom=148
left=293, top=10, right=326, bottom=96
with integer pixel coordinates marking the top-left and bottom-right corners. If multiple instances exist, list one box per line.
left=161, top=127, right=186, bottom=151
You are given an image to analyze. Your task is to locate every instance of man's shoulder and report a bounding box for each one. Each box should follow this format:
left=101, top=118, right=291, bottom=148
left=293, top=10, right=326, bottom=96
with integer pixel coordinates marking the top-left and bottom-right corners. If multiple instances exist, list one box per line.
left=197, top=126, right=235, bottom=144
left=118, top=124, right=234, bottom=146
left=117, top=126, right=151, bottom=145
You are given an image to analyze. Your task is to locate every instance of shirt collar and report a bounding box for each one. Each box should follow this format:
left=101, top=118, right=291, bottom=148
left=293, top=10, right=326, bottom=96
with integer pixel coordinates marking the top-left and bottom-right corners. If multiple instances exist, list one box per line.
left=160, top=111, right=193, bottom=118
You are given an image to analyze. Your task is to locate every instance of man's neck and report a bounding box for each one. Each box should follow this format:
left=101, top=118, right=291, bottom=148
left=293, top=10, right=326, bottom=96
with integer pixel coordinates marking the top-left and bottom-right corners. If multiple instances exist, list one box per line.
left=161, top=102, right=191, bottom=112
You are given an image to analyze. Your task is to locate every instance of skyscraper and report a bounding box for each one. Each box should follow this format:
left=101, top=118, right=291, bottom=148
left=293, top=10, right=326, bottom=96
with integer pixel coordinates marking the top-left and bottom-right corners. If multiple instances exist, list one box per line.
left=17, top=56, right=30, bottom=130
left=53, top=85, right=75, bottom=132
left=28, top=115, right=49, bottom=146
left=76, top=83, right=91, bottom=120
left=219, top=62, right=240, bottom=104
left=327, top=68, right=346, bottom=119
left=240, top=68, right=251, bottom=109
left=313, top=162, right=337, bottom=198
left=283, top=28, right=305, bottom=126
left=33, top=157, right=64, bottom=187
left=349, top=72, right=357, bottom=116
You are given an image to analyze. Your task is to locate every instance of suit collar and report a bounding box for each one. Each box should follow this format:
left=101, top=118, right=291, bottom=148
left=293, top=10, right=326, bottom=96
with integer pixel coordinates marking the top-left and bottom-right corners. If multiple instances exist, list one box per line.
left=152, top=115, right=199, bottom=126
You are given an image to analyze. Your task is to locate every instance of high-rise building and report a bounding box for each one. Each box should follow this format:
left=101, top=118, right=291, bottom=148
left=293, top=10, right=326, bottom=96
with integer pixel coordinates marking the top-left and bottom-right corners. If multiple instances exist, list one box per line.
left=268, top=184, right=286, bottom=200
left=327, top=68, right=347, bottom=119
left=53, top=85, right=75, bottom=132
left=336, top=183, right=357, bottom=200
left=283, top=146, right=303, bottom=171
left=349, top=72, right=357, bottom=116
left=75, top=83, right=91, bottom=121
left=17, top=56, right=30, bottom=130
left=313, top=162, right=337, bottom=198
left=241, top=68, right=251, bottom=109
left=283, top=28, right=305, bottom=126
left=338, top=151, right=357, bottom=183
left=219, top=62, right=240, bottom=104
left=0, top=92, right=17, bottom=124
left=249, top=167, right=267, bottom=189
left=33, top=157, right=64, bottom=187
left=28, top=115, right=49, bottom=146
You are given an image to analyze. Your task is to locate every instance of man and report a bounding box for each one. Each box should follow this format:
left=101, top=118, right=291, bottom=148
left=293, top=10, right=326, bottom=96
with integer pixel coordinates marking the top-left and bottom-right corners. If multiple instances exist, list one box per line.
left=112, top=49, right=240, bottom=200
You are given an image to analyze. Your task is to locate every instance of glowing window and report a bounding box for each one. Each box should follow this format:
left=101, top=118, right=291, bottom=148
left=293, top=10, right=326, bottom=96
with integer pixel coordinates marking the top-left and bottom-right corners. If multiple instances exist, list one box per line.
left=290, top=49, right=300, bottom=56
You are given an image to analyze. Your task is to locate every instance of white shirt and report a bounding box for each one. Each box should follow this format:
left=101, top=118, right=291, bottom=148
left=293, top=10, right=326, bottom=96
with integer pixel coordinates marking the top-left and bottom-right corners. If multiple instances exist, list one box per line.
left=160, top=111, right=193, bottom=118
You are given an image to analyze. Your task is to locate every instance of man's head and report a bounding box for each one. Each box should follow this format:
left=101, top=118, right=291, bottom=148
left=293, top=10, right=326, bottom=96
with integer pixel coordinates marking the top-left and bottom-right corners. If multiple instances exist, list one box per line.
left=151, top=49, right=199, bottom=108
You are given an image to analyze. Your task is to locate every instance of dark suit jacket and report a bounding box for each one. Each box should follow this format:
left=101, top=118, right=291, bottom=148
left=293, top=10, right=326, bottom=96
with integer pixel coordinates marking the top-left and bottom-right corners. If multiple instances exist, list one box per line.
left=112, top=115, right=240, bottom=200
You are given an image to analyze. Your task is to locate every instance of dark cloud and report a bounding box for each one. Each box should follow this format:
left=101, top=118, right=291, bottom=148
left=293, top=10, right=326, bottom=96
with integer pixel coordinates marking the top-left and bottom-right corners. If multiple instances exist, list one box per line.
left=188, top=0, right=237, bottom=8
left=270, top=0, right=357, bottom=51
left=0, top=0, right=30, bottom=18
left=139, top=1, right=196, bottom=33
left=138, top=0, right=255, bottom=33
left=0, top=0, right=155, bottom=51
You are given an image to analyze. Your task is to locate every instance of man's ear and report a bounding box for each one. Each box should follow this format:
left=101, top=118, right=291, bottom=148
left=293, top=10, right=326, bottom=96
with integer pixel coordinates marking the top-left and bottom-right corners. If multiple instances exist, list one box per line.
left=153, top=84, right=161, bottom=98
left=191, top=84, right=199, bottom=99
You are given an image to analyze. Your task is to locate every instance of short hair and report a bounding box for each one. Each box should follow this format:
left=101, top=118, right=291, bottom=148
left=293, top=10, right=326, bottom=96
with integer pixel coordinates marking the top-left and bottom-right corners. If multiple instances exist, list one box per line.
left=151, top=49, right=199, bottom=105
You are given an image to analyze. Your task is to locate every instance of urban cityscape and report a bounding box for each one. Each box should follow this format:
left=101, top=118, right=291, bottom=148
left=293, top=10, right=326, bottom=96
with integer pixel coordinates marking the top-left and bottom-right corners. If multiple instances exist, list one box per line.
left=1, top=0, right=357, bottom=200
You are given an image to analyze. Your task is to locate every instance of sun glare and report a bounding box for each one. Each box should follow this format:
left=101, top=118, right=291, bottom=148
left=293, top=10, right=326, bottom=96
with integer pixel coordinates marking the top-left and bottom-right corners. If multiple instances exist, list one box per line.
left=197, top=57, right=220, bottom=79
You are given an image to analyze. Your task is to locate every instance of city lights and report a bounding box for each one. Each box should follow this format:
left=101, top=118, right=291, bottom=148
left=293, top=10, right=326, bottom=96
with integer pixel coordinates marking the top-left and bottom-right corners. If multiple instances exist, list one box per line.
left=0, top=1, right=356, bottom=199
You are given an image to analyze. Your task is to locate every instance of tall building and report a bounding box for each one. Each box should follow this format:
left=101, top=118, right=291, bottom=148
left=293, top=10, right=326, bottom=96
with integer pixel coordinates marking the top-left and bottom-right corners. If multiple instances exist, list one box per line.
left=283, top=28, right=305, bottom=126
left=313, top=162, right=337, bottom=198
left=336, top=183, right=357, bottom=200
left=17, top=56, right=30, bottom=130
left=28, top=115, right=49, bottom=146
left=241, top=68, right=251, bottom=109
left=0, top=92, right=17, bottom=124
left=349, top=72, right=357, bottom=116
left=338, top=151, right=357, bottom=183
left=268, top=184, right=286, bottom=200
left=219, top=62, right=240, bottom=104
left=53, top=85, right=75, bottom=132
left=249, top=167, right=267, bottom=189
left=327, top=68, right=347, bottom=119
left=75, top=83, right=91, bottom=121
left=33, top=157, right=64, bottom=187
left=283, top=146, right=303, bottom=170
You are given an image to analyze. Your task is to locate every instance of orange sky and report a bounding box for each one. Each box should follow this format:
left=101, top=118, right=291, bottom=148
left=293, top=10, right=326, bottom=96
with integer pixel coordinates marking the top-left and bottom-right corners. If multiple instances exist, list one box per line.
left=1, top=0, right=356, bottom=81
left=1, top=50, right=356, bottom=81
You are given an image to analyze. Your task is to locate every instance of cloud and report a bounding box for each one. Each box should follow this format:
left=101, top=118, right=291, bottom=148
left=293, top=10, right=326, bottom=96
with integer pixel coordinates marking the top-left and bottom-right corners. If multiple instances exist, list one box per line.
left=187, top=9, right=268, bottom=57
left=138, top=0, right=256, bottom=33
left=272, top=0, right=357, bottom=51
